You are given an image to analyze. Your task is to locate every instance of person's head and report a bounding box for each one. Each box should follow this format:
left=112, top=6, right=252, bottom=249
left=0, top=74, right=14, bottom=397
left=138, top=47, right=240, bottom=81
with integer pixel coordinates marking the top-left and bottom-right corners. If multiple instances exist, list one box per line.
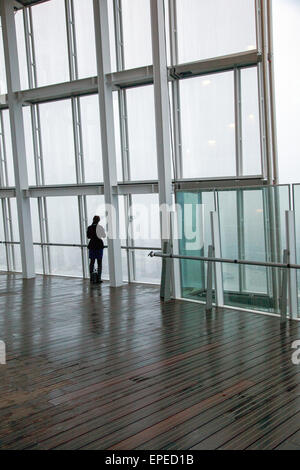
left=93, top=215, right=100, bottom=225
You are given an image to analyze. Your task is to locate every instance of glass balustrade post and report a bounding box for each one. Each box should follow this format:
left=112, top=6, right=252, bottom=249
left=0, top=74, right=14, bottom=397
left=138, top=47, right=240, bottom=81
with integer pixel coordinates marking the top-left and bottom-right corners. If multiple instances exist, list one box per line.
left=210, top=210, right=224, bottom=307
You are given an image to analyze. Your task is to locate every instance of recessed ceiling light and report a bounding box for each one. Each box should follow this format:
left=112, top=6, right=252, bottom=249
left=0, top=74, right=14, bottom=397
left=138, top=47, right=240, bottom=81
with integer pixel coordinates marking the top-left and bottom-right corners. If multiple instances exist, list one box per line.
left=228, top=123, right=235, bottom=129
left=247, top=45, right=256, bottom=50
left=202, top=79, right=211, bottom=86
left=208, top=140, right=216, bottom=146
left=249, top=114, right=255, bottom=120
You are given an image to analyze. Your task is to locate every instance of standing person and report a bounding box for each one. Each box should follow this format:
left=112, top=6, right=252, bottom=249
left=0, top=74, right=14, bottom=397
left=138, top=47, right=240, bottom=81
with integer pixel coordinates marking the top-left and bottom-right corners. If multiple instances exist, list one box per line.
left=87, top=215, right=106, bottom=283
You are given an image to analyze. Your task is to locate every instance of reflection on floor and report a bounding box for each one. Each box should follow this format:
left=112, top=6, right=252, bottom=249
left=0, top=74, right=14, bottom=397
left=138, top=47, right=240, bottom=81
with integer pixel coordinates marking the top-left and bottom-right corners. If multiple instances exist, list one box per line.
left=182, top=287, right=275, bottom=314
left=0, top=272, right=300, bottom=450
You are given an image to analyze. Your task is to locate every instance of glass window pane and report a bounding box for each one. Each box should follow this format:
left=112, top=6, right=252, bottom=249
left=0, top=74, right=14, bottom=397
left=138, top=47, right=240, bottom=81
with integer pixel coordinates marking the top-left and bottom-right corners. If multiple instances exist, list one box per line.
left=0, top=17, right=7, bottom=95
left=46, top=197, right=80, bottom=245
left=292, top=185, right=300, bottom=314
left=80, top=95, right=103, bottom=183
left=73, top=0, right=97, bottom=79
left=30, top=199, right=41, bottom=243
left=122, top=0, right=152, bottom=70
left=131, top=194, right=160, bottom=248
left=50, top=246, right=82, bottom=277
left=218, top=190, right=239, bottom=293
left=176, top=0, right=257, bottom=64
left=241, top=67, right=262, bottom=175
left=15, top=9, right=28, bottom=91
left=217, top=187, right=291, bottom=312
left=113, top=92, right=124, bottom=182
left=243, top=190, right=268, bottom=294
left=23, top=107, right=36, bottom=186
left=9, top=198, right=20, bottom=242
left=180, top=72, right=236, bottom=178
left=0, top=244, right=6, bottom=271
left=39, top=100, right=76, bottom=185
left=135, top=250, right=161, bottom=284
left=108, top=0, right=117, bottom=73
left=130, top=194, right=160, bottom=284
left=164, top=0, right=171, bottom=66
left=0, top=204, right=4, bottom=240
left=2, top=110, right=15, bottom=187
left=119, top=196, right=129, bottom=282
left=127, top=86, right=157, bottom=181
left=31, top=0, right=69, bottom=86
left=0, top=204, right=6, bottom=270
left=12, top=245, right=22, bottom=273
left=273, top=0, right=300, bottom=184
left=34, top=245, right=44, bottom=274
left=177, top=190, right=215, bottom=301
left=86, top=196, right=106, bottom=231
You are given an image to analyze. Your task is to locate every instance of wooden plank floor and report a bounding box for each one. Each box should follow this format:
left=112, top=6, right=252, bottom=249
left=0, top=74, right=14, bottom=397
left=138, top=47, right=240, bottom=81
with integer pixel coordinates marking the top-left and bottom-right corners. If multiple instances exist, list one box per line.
left=0, top=272, right=300, bottom=450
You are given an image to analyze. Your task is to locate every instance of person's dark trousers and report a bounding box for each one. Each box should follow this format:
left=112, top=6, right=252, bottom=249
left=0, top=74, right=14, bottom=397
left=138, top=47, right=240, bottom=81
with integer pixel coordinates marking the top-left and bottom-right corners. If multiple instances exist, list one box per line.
left=89, top=258, right=96, bottom=275
left=97, top=257, right=102, bottom=281
left=89, top=257, right=103, bottom=281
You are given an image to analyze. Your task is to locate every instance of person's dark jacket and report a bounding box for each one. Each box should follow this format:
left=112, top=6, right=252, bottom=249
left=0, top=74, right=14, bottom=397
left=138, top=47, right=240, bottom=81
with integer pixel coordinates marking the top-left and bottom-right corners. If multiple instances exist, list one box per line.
left=87, top=223, right=104, bottom=250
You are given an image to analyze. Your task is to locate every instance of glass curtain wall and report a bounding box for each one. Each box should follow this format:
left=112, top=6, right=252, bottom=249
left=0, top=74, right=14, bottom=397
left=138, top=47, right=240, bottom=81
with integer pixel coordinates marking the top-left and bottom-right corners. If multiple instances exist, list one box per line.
left=176, top=0, right=257, bottom=64
left=0, top=0, right=268, bottom=293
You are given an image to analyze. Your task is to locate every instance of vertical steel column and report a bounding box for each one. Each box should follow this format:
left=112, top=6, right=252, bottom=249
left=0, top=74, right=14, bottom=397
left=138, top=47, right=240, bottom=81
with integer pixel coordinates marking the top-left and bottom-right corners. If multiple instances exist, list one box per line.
left=113, top=0, right=135, bottom=282
left=170, top=210, right=181, bottom=298
left=256, top=0, right=279, bottom=183
left=150, top=0, right=173, bottom=211
left=168, top=0, right=183, bottom=179
left=93, top=0, right=123, bottom=287
left=151, top=0, right=178, bottom=296
left=0, top=0, right=35, bottom=278
left=260, top=0, right=273, bottom=184
left=210, top=211, right=224, bottom=307
left=0, top=110, right=15, bottom=271
left=255, top=0, right=268, bottom=179
left=65, top=0, right=89, bottom=278
left=234, top=67, right=246, bottom=292
left=258, top=0, right=281, bottom=311
left=286, top=210, right=298, bottom=319
left=267, top=0, right=279, bottom=184
left=151, top=0, right=181, bottom=298
left=23, top=6, right=51, bottom=274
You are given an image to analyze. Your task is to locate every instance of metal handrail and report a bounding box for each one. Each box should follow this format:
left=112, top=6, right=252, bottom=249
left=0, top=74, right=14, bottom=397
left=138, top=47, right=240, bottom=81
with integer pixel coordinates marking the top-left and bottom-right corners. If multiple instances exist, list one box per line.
left=149, top=250, right=300, bottom=270
left=0, top=241, right=159, bottom=251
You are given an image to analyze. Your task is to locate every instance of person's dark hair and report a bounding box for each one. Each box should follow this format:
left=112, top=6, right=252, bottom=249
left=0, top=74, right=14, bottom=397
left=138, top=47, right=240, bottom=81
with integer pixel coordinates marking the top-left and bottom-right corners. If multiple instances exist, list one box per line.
left=93, top=215, right=100, bottom=224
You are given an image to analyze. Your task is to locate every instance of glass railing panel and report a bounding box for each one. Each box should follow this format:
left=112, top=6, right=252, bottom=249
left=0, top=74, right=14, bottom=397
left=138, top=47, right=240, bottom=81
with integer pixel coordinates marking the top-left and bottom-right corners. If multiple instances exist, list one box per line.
left=292, top=184, right=300, bottom=314
left=217, top=185, right=290, bottom=313
left=177, top=185, right=290, bottom=313
left=176, top=190, right=215, bottom=303
left=218, top=187, right=268, bottom=311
